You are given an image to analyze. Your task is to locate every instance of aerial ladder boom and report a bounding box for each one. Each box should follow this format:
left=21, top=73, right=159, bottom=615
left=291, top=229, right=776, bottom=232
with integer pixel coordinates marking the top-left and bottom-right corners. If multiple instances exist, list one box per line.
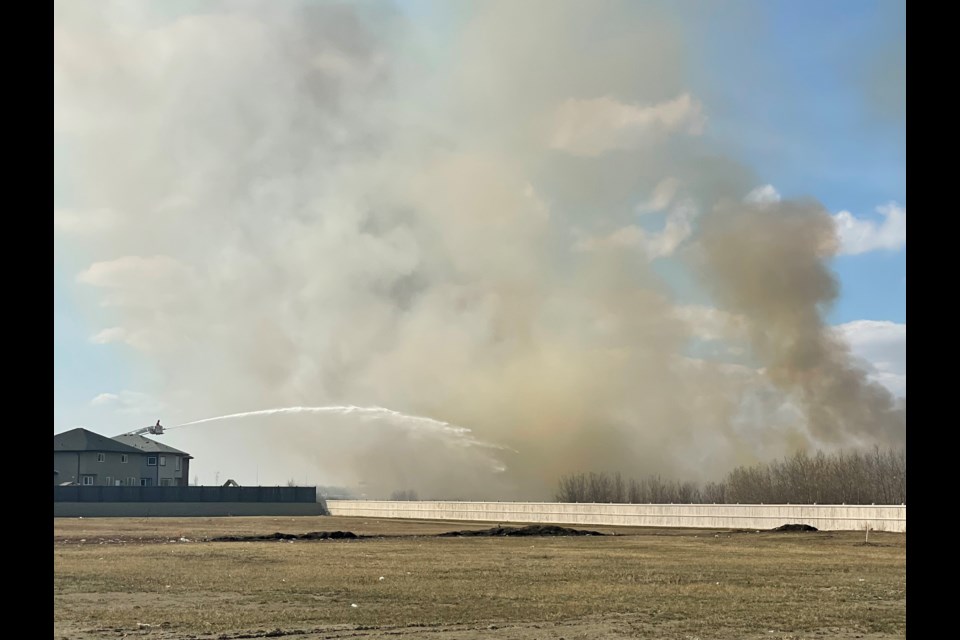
left=122, top=420, right=165, bottom=437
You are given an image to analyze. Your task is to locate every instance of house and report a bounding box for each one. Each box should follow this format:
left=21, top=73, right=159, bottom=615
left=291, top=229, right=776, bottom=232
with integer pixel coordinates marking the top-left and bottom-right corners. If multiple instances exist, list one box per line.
left=112, top=434, right=192, bottom=487
left=53, top=427, right=193, bottom=487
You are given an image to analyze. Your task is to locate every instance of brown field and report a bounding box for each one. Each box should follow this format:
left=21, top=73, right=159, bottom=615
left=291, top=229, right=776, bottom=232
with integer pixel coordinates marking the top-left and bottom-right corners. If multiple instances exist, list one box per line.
left=54, top=516, right=906, bottom=640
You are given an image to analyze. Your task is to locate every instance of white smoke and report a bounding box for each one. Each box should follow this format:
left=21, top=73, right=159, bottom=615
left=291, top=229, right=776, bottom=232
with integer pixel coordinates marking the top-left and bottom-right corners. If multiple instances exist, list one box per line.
left=55, top=1, right=904, bottom=497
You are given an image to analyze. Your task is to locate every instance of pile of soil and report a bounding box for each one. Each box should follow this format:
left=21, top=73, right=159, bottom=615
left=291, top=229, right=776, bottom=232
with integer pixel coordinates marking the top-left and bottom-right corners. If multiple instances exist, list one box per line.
left=771, top=523, right=819, bottom=532
left=208, top=525, right=608, bottom=542
left=437, top=524, right=605, bottom=537
left=210, top=531, right=361, bottom=542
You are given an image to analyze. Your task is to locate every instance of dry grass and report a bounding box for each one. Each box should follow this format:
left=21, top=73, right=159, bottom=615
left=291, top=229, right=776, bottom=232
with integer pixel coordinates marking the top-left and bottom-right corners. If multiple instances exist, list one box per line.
left=53, top=515, right=686, bottom=539
left=53, top=516, right=906, bottom=639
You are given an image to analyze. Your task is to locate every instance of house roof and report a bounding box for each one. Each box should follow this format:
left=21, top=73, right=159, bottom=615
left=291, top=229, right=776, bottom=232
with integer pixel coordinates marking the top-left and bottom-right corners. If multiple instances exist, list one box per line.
left=54, top=428, right=144, bottom=454
left=111, top=434, right=191, bottom=457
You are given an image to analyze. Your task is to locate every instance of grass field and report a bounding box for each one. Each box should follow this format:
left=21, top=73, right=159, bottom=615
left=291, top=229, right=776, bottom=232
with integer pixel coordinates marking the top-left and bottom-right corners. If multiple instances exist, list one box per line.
left=54, top=516, right=906, bottom=639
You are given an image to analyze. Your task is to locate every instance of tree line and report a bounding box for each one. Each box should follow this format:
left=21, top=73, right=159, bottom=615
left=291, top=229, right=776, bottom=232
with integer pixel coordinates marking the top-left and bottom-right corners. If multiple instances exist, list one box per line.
left=556, top=447, right=905, bottom=505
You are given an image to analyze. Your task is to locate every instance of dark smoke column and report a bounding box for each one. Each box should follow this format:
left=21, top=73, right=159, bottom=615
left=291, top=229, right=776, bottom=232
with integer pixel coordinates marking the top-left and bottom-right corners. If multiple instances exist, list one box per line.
left=696, top=198, right=906, bottom=446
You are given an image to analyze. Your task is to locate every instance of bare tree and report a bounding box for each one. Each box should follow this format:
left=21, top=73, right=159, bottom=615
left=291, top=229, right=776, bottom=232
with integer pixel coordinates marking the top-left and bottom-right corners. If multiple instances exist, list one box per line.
left=390, top=489, right=420, bottom=501
left=701, top=481, right=727, bottom=504
left=555, top=447, right=905, bottom=506
left=556, top=473, right=588, bottom=502
left=612, top=472, right=626, bottom=503
left=587, top=472, right=614, bottom=502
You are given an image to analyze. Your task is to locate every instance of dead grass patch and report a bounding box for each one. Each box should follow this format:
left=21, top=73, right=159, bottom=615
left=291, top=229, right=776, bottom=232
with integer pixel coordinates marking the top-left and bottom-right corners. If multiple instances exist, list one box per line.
left=54, top=517, right=905, bottom=639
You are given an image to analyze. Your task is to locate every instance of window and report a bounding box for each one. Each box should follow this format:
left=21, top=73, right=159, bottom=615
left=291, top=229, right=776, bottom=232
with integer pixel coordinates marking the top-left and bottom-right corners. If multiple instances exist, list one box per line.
left=175, top=457, right=181, bottom=471
left=105, top=476, right=112, bottom=486
left=160, top=478, right=173, bottom=486
left=147, top=456, right=157, bottom=466
left=97, top=453, right=105, bottom=462
left=127, top=477, right=137, bottom=486
left=159, top=456, right=167, bottom=467
left=81, top=476, right=94, bottom=486
left=121, top=454, right=128, bottom=464
left=140, top=478, right=153, bottom=487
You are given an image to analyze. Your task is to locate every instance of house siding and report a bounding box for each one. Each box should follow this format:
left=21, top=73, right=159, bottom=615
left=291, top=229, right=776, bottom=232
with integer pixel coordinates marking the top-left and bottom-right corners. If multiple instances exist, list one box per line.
left=54, top=451, right=151, bottom=486
left=146, top=454, right=191, bottom=486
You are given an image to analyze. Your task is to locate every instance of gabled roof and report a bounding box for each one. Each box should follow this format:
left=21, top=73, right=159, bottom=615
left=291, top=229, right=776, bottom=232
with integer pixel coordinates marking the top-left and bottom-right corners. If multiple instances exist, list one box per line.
left=111, top=434, right=191, bottom=457
left=54, top=428, right=144, bottom=454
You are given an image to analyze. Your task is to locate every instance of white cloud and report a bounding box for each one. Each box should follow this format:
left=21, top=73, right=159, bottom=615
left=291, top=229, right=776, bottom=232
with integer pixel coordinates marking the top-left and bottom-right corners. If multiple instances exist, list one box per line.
left=89, top=326, right=153, bottom=351
left=89, top=390, right=165, bottom=416
left=740, top=189, right=905, bottom=256
left=78, top=256, right=198, bottom=352
left=573, top=200, right=698, bottom=259
left=549, top=94, right=705, bottom=156
left=633, top=200, right=698, bottom=259
left=832, top=202, right=906, bottom=255
left=833, top=320, right=906, bottom=397
left=89, top=327, right=127, bottom=345
left=745, top=184, right=781, bottom=204
left=637, top=177, right=681, bottom=214
left=77, top=255, right=192, bottom=288
left=76, top=255, right=195, bottom=310
left=54, top=208, right=117, bottom=234
left=90, top=392, right=119, bottom=406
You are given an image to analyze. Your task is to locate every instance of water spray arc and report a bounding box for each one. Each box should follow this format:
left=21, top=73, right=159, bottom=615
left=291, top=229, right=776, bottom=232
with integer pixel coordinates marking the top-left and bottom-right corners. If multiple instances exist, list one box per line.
left=167, top=405, right=517, bottom=453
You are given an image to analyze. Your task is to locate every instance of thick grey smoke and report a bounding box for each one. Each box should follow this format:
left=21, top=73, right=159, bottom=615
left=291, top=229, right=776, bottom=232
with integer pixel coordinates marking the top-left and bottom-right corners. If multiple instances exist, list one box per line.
left=55, top=1, right=904, bottom=498
left=696, top=199, right=906, bottom=445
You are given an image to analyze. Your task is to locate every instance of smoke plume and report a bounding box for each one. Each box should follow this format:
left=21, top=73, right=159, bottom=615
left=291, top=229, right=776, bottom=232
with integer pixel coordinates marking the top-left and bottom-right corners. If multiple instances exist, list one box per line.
left=696, top=199, right=906, bottom=445
left=54, top=1, right=905, bottom=498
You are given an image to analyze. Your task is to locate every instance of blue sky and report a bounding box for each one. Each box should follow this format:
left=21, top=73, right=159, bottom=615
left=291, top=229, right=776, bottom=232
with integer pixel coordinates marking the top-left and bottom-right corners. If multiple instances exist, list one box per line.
left=678, top=3, right=905, bottom=412
left=682, top=0, right=905, bottom=325
left=53, top=1, right=905, bottom=485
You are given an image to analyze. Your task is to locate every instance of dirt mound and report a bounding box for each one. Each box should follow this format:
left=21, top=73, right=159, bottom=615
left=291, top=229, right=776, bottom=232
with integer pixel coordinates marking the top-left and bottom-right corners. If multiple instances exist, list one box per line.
left=211, top=531, right=361, bottom=542
left=438, top=524, right=605, bottom=537
left=771, top=523, right=819, bottom=532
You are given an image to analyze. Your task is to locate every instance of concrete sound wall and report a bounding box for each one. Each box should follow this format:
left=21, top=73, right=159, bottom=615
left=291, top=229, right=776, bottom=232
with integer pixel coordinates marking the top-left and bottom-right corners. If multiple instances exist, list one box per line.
left=326, top=500, right=906, bottom=532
